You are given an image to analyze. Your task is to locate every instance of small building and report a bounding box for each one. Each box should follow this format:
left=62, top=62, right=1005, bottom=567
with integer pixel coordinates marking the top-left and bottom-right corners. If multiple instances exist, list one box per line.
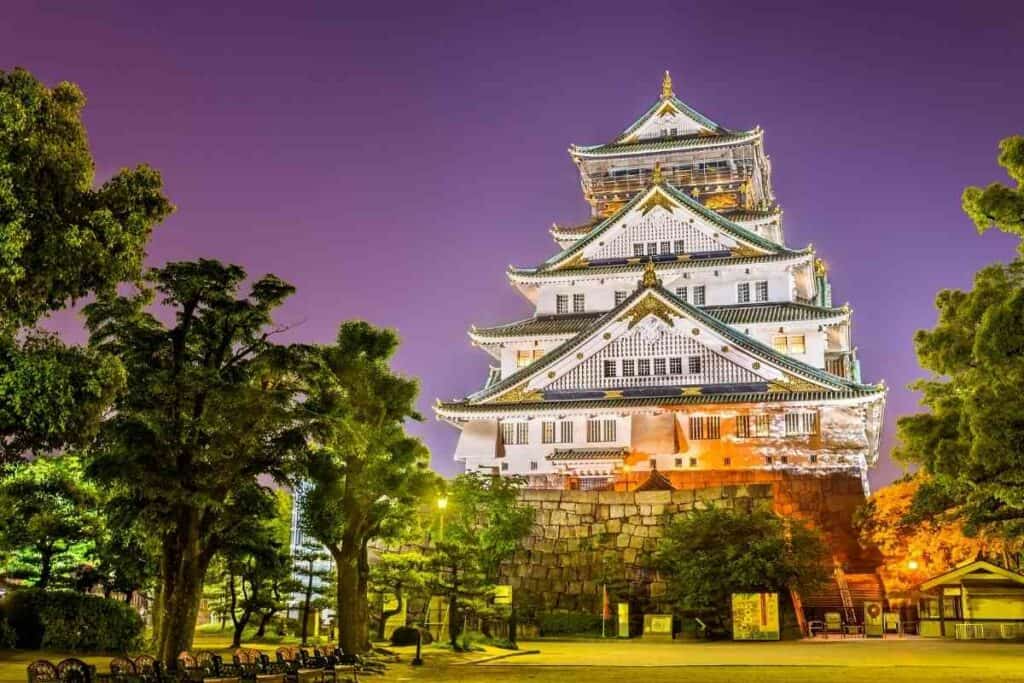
left=917, top=559, right=1024, bottom=639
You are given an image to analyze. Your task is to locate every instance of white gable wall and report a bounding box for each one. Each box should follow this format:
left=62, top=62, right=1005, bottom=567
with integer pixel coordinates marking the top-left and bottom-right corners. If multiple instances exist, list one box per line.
left=630, top=108, right=708, bottom=139
left=583, top=204, right=741, bottom=261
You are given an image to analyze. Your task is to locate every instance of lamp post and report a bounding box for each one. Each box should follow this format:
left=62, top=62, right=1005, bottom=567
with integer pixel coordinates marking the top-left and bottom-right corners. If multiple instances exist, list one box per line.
left=437, top=496, right=448, bottom=541
left=621, top=464, right=632, bottom=492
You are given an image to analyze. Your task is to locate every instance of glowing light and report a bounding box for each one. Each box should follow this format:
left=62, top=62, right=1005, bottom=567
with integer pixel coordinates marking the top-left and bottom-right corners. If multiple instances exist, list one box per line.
left=437, top=496, right=448, bottom=511
left=907, top=559, right=919, bottom=571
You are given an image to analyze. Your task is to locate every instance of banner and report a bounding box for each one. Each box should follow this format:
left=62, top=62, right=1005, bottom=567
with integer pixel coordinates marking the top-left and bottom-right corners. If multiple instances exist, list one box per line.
left=731, top=592, right=780, bottom=641
left=617, top=602, right=630, bottom=638
left=864, top=601, right=883, bottom=637
left=494, top=585, right=513, bottom=606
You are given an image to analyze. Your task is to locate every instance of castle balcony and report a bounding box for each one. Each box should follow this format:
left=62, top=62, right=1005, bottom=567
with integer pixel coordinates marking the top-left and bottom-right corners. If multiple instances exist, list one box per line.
left=584, top=166, right=754, bottom=203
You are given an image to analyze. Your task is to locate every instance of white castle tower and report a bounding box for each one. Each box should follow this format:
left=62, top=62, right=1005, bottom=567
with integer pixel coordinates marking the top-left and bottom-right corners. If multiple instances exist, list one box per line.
left=435, top=72, right=885, bottom=494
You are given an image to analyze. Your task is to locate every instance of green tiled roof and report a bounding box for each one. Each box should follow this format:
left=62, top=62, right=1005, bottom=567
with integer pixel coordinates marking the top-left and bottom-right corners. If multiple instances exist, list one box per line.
left=547, top=448, right=628, bottom=462
left=534, top=181, right=793, bottom=274
left=720, top=208, right=781, bottom=223
left=571, top=129, right=760, bottom=159
left=462, top=283, right=880, bottom=406
left=509, top=251, right=810, bottom=281
left=551, top=219, right=602, bottom=237
left=471, top=302, right=847, bottom=341
left=437, top=390, right=881, bottom=416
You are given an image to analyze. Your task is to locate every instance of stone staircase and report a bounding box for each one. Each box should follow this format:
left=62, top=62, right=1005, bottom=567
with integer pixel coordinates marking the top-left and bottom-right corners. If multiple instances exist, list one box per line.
left=800, top=568, right=885, bottom=624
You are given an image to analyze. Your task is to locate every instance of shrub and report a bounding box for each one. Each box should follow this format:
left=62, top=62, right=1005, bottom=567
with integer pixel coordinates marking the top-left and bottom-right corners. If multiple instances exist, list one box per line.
left=0, top=588, right=143, bottom=651
left=0, top=618, right=16, bottom=649
left=389, top=625, right=422, bottom=646
left=537, top=611, right=604, bottom=637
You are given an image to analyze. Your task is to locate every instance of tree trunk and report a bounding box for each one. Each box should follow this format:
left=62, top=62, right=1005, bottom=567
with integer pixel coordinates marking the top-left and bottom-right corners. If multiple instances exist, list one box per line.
left=38, top=547, right=53, bottom=589
left=255, top=609, right=274, bottom=638
left=448, top=564, right=460, bottom=650
left=333, top=539, right=367, bottom=654
left=357, top=540, right=371, bottom=650
left=155, top=516, right=212, bottom=668
left=300, top=569, right=314, bottom=645
left=377, top=586, right=402, bottom=641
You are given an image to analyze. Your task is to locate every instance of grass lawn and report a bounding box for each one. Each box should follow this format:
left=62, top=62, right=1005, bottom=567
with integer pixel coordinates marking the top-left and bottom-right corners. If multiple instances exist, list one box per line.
left=3, top=633, right=1024, bottom=683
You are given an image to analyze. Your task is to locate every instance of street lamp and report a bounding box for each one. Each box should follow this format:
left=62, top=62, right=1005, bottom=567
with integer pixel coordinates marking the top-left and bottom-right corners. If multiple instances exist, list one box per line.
left=437, top=496, right=448, bottom=541
left=906, top=559, right=919, bottom=571
left=621, top=464, right=632, bottom=492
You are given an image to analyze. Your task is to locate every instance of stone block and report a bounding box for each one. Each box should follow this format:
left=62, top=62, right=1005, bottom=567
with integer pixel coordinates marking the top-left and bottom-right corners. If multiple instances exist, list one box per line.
left=671, top=489, right=696, bottom=505
left=609, top=504, right=624, bottom=518
left=697, top=487, right=723, bottom=501
left=629, top=535, right=644, bottom=549
left=616, top=534, right=630, bottom=548
left=606, top=519, right=622, bottom=533
left=623, top=548, right=638, bottom=564
left=561, top=490, right=590, bottom=503
left=636, top=490, right=672, bottom=505
left=598, top=490, right=631, bottom=504
left=642, top=515, right=658, bottom=526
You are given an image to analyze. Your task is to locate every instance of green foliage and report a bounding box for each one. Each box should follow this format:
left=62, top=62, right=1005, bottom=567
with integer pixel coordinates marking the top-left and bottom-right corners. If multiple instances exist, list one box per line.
left=0, top=588, right=142, bottom=651
left=0, top=68, right=172, bottom=330
left=962, top=136, right=1024, bottom=249
left=0, top=617, right=14, bottom=649
left=84, top=259, right=306, bottom=663
left=430, top=472, right=535, bottom=649
left=298, top=321, right=438, bottom=653
left=0, top=455, right=100, bottom=588
left=537, top=611, right=604, bottom=637
left=897, top=136, right=1024, bottom=540
left=653, top=507, right=828, bottom=628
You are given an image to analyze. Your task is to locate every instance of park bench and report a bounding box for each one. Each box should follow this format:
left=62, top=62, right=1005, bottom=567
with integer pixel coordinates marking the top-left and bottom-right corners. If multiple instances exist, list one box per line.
left=27, top=658, right=97, bottom=683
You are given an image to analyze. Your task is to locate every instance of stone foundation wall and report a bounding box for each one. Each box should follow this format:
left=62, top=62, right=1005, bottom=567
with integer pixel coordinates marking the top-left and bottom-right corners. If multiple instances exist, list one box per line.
left=504, top=470, right=871, bottom=614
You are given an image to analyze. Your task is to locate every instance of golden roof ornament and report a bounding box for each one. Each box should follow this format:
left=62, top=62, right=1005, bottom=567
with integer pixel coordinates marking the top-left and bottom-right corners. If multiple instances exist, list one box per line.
left=651, top=162, right=663, bottom=185
left=641, top=260, right=661, bottom=288
left=661, top=70, right=674, bottom=99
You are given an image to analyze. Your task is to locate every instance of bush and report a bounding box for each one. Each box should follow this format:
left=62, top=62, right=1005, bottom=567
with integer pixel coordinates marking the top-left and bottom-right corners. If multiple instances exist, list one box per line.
left=0, top=588, right=143, bottom=651
left=389, top=625, right=423, bottom=646
left=0, top=618, right=16, bottom=648
left=538, top=611, right=604, bottom=637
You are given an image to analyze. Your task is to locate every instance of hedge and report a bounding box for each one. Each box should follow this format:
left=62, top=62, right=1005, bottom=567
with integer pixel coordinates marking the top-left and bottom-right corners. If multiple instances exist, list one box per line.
left=537, top=611, right=605, bottom=636
left=0, top=588, right=143, bottom=651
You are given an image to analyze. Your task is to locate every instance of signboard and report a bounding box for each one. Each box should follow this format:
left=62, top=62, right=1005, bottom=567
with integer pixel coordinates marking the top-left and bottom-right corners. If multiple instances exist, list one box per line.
left=731, top=592, right=780, bottom=641
left=617, top=602, right=630, bottom=638
left=643, top=613, right=673, bottom=639
left=864, top=601, right=883, bottom=637
left=494, top=585, right=513, bottom=606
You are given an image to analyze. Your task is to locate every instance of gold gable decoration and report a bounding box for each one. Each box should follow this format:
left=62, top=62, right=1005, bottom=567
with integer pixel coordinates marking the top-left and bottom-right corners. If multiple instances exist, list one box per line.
left=554, top=252, right=589, bottom=271
left=703, top=192, right=739, bottom=211
left=661, top=70, right=674, bottom=99
left=639, top=187, right=678, bottom=215
left=493, top=384, right=544, bottom=404
left=619, top=292, right=679, bottom=329
left=768, top=376, right=824, bottom=393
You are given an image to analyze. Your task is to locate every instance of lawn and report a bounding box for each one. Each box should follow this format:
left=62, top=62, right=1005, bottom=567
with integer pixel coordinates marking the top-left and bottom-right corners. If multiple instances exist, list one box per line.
left=3, top=634, right=1024, bottom=683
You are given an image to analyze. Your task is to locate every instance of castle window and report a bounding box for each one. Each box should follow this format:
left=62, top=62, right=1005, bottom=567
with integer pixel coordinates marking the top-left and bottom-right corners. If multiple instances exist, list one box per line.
left=675, top=457, right=683, bottom=468
left=516, top=349, right=544, bottom=368
left=675, top=287, right=687, bottom=302
left=633, top=243, right=645, bottom=257
left=622, top=359, right=635, bottom=377
left=737, top=282, right=751, bottom=303
left=654, top=358, right=667, bottom=375
left=673, top=240, right=685, bottom=254
left=603, top=360, right=617, bottom=378
left=773, top=334, right=806, bottom=354
left=692, top=285, right=706, bottom=305
left=785, top=412, right=819, bottom=436
left=542, top=421, right=555, bottom=444
left=646, top=242, right=657, bottom=256
left=780, top=456, right=789, bottom=465
left=560, top=420, right=574, bottom=443
left=556, top=294, right=569, bottom=314
left=670, top=357, right=683, bottom=374
left=723, top=457, right=732, bottom=466
left=530, top=461, right=538, bottom=471
left=517, top=423, right=529, bottom=444
left=736, top=414, right=771, bottom=438
left=689, top=457, right=697, bottom=468
left=660, top=241, right=671, bottom=254
left=573, top=293, right=585, bottom=313
left=501, top=462, right=509, bottom=471
left=688, top=356, right=702, bottom=374
left=587, top=419, right=617, bottom=443
left=689, top=416, right=720, bottom=440
left=615, top=290, right=628, bottom=305
left=755, top=280, right=769, bottom=302
left=809, top=454, right=818, bottom=464
left=637, top=359, right=651, bottom=376
left=764, top=456, right=773, bottom=466
left=502, top=421, right=529, bottom=445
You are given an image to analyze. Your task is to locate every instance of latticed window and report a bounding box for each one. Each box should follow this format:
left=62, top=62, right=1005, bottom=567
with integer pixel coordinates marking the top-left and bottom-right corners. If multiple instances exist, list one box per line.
left=660, top=241, right=671, bottom=254
left=622, top=359, right=635, bottom=377
left=603, top=360, right=617, bottom=377
left=587, top=419, right=616, bottom=443
left=736, top=414, right=771, bottom=438
left=688, top=356, right=702, bottom=374
left=647, top=242, right=657, bottom=256
left=561, top=421, right=577, bottom=444
left=501, top=422, right=528, bottom=445
left=615, top=290, right=628, bottom=305
left=654, top=358, right=666, bottom=375
left=670, top=357, right=683, bottom=374
left=556, top=294, right=569, bottom=314
left=516, top=349, right=544, bottom=368
left=692, top=285, right=706, bottom=305
left=737, top=282, right=751, bottom=303
left=517, top=423, right=529, bottom=444
left=773, top=334, right=806, bottom=354
left=689, top=416, right=720, bottom=440
left=633, top=243, right=645, bottom=257
left=675, top=287, right=687, bottom=302
left=673, top=240, right=685, bottom=254
left=560, top=420, right=573, bottom=443
left=755, top=280, right=769, bottom=302
left=541, top=421, right=555, bottom=444
left=573, top=293, right=585, bottom=313
left=785, top=412, right=819, bottom=436
left=637, top=359, right=651, bottom=376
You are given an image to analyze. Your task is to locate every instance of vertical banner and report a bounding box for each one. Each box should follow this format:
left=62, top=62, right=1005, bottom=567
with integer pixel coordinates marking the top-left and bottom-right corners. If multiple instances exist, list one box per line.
left=617, top=602, right=630, bottom=638
left=864, top=601, right=883, bottom=637
left=731, top=592, right=780, bottom=641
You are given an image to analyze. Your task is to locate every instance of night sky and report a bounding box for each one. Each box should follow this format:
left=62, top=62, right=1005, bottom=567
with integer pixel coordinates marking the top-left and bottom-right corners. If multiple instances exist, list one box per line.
left=4, top=1, right=1023, bottom=487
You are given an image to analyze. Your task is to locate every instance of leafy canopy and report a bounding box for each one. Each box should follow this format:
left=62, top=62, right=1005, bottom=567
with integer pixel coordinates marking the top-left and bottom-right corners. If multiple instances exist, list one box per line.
left=654, top=507, right=828, bottom=626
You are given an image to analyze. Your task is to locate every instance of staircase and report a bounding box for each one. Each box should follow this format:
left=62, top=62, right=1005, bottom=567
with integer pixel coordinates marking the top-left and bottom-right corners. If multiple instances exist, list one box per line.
left=800, top=568, right=885, bottom=625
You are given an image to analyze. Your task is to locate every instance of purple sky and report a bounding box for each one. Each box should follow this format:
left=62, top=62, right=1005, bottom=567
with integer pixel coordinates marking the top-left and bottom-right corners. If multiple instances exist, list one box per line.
left=4, top=1, right=1023, bottom=487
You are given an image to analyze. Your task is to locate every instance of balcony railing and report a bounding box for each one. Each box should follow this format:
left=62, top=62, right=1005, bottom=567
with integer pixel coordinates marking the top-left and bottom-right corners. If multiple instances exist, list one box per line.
left=586, top=167, right=752, bottom=198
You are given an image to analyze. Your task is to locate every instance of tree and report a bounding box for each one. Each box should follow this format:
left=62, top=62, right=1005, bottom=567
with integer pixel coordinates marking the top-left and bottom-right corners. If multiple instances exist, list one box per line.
left=84, top=259, right=306, bottom=665
left=0, top=68, right=172, bottom=462
left=369, top=550, right=430, bottom=641
left=299, top=321, right=437, bottom=655
left=0, top=455, right=100, bottom=588
left=429, top=473, right=535, bottom=649
left=855, top=475, right=1012, bottom=592
left=292, top=541, right=333, bottom=645
left=896, top=135, right=1024, bottom=540
left=653, top=507, right=829, bottom=630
